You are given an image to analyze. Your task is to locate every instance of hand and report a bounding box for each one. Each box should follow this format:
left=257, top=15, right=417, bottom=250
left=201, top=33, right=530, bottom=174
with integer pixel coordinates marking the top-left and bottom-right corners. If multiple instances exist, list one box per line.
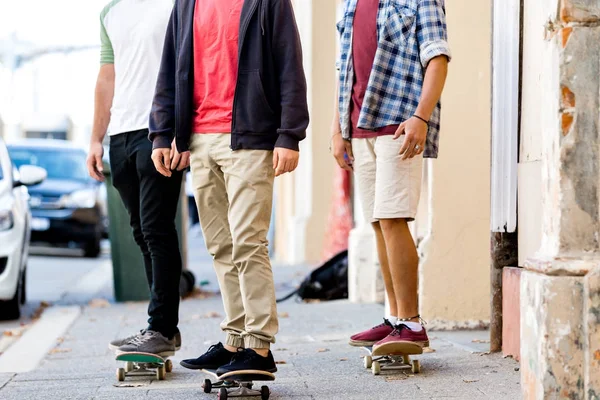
left=152, top=147, right=172, bottom=177
left=86, top=142, right=105, bottom=182
left=273, top=147, right=300, bottom=177
left=170, top=140, right=190, bottom=171
left=394, top=117, right=427, bottom=160
left=331, top=133, right=353, bottom=171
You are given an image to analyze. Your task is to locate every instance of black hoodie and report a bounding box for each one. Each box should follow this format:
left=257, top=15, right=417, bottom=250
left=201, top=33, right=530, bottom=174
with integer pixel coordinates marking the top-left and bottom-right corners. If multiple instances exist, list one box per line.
left=149, top=0, right=309, bottom=153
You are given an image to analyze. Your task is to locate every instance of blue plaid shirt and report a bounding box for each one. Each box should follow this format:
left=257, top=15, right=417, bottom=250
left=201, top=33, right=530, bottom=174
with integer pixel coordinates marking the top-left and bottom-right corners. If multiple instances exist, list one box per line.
left=337, top=0, right=451, bottom=158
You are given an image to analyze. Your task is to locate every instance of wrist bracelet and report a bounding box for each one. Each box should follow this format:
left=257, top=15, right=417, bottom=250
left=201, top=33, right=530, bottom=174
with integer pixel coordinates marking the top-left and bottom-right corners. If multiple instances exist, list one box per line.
left=413, top=115, right=429, bottom=125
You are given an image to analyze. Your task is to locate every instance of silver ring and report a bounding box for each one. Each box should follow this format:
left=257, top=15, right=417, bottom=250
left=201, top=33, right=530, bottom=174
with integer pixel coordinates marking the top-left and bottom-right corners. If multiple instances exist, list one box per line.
left=415, top=145, right=420, bottom=150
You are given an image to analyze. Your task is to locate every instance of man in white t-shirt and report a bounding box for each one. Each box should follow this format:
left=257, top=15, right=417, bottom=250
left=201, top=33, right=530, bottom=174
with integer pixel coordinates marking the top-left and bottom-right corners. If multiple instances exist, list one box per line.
left=86, top=0, right=184, bottom=357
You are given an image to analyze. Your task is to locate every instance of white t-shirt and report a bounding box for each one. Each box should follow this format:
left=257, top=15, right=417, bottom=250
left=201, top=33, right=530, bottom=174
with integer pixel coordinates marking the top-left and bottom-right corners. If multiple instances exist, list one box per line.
left=100, top=0, right=173, bottom=136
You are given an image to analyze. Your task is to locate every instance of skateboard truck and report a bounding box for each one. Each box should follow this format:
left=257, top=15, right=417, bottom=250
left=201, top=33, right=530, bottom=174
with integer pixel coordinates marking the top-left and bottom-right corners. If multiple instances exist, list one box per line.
left=202, top=369, right=273, bottom=400
left=115, top=352, right=173, bottom=382
left=363, top=346, right=422, bottom=376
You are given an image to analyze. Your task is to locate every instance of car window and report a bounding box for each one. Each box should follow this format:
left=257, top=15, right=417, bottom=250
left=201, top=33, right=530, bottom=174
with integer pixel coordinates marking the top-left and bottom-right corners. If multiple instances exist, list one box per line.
left=8, top=148, right=90, bottom=182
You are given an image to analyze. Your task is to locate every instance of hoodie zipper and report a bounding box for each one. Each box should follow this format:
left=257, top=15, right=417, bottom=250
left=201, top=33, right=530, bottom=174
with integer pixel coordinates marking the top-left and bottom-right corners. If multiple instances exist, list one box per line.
left=231, top=0, right=260, bottom=149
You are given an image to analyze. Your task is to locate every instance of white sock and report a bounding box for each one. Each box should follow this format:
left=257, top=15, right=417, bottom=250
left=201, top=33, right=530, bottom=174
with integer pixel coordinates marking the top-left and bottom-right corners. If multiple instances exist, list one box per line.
left=399, top=321, right=423, bottom=332
left=385, top=316, right=397, bottom=325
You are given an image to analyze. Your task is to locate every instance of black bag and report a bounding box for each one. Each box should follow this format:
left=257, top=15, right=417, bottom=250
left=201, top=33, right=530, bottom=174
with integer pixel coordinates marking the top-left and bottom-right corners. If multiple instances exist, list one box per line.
left=277, top=250, right=348, bottom=302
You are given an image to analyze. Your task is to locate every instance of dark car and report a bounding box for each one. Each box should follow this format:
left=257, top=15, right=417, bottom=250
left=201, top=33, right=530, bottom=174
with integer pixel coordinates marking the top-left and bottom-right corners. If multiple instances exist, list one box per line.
left=7, top=139, right=106, bottom=258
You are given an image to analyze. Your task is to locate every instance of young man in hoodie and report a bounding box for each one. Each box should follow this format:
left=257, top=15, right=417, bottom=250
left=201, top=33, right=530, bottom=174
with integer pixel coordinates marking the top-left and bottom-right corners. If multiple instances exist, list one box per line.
left=331, top=0, right=450, bottom=354
left=149, top=0, right=308, bottom=375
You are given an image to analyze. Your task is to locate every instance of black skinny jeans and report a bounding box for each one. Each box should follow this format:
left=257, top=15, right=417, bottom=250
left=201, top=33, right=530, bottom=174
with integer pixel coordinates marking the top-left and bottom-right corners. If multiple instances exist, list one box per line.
left=109, top=130, right=182, bottom=338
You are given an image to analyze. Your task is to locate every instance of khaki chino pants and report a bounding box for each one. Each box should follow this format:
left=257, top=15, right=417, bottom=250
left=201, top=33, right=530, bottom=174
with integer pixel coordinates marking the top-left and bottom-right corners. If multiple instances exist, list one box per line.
left=189, top=134, right=278, bottom=349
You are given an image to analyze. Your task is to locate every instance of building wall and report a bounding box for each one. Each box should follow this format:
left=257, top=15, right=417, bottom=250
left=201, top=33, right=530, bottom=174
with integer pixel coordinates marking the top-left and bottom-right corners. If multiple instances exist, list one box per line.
left=418, top=0, right=492, bottom=326
left=274, top=0, right=337, bottom=265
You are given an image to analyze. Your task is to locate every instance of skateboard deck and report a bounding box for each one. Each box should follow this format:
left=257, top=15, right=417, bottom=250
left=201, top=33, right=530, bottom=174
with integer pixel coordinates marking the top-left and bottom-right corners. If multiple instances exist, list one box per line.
left=115, top=352, right=173, bottom=382
left=202, top=369, right=275, bottom=400
left=362, top=346, right=422, bottom=376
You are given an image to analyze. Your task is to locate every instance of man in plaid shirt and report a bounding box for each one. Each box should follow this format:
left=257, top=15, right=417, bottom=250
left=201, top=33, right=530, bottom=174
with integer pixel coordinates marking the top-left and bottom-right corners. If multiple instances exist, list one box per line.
left=331, top=0, right=450, bottom=354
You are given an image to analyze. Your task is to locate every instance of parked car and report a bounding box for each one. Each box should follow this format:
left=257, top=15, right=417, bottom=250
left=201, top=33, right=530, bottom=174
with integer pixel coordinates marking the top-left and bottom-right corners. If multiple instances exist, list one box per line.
left=0, top=138, right=46, bottom=320
left=7, top=139, right=106, bottom=258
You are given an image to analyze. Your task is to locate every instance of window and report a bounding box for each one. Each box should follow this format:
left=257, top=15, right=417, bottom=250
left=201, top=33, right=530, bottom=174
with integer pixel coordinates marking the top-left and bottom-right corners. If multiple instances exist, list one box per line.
left=9, top=148, right=89, bottom=182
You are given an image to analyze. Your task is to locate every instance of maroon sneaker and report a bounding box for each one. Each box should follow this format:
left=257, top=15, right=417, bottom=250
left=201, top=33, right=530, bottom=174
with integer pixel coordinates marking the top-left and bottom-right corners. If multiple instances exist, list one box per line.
left=349, top=319, right=395, bottom=347
left=372, top=324, right=429, bottom=356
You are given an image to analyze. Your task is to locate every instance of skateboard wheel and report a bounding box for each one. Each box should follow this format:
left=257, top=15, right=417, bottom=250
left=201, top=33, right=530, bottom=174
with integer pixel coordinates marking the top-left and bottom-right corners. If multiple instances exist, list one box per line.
left=372, top=361, right=381, bottom=375
left=218, top=387, right=228, bottom=400
left=203, top=379, right=212, bottom=393
left=165, top=359, right=173, bottom=373
left=412, top=360, right=421, bottom=374
left=117, top=368, right=125, bottom=382
left=125, top=362, right=134, bottom=373
left=364, top=355, right=373, bottom=369
left=157, top=365, right=166, bottom=380
left=261, top=385, right=270, bottom=400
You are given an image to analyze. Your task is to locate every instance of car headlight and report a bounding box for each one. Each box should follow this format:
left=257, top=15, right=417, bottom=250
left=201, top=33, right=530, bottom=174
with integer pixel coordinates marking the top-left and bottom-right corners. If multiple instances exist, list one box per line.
left=60, top=189, right=98, bottom=209
left=0, top=210, right=14, bottom=231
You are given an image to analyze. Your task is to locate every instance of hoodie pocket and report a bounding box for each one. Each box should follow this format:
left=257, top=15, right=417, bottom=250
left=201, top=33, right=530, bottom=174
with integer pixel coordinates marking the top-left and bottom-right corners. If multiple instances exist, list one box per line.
left=235, top=70, right=277, bottom=133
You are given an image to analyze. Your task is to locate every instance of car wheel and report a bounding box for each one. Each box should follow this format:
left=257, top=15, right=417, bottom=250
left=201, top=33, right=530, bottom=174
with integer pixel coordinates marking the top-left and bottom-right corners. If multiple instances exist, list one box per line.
left=84, top=238, right=101, bottom=258
left=20, top=267, right=27, bottom=305
left=0, top=280, right=21, bottom=321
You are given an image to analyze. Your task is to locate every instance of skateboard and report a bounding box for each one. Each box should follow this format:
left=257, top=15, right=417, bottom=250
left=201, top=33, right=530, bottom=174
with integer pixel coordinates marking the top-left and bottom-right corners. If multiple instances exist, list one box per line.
left=362, top=344, right=422, bottom=375
left=115, top=352, right=173, bottom=382
left=202, top=369, right=275, bottom=400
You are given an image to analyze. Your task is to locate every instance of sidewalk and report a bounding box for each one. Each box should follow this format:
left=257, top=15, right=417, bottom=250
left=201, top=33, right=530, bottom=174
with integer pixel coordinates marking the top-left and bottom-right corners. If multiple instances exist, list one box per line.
left=0, top=299, right=520, bottom=399
left=0, top=233, right=521, bottom=399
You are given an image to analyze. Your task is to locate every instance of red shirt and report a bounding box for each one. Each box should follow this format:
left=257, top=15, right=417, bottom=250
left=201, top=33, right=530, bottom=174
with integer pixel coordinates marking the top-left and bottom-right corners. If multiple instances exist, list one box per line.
left=192, top=0, right=244, bottom=133
left=351, top=0, right=399, bottom=138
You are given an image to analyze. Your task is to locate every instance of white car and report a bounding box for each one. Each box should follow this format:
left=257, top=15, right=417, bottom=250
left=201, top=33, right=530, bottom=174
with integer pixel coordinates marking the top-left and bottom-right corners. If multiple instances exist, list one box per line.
left=0, top=138, right=46, bottom=320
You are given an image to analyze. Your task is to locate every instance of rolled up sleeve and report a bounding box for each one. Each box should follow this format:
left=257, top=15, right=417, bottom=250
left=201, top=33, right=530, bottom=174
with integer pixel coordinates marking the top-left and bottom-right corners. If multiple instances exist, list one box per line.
left=416, top=0, right=451, bottom=68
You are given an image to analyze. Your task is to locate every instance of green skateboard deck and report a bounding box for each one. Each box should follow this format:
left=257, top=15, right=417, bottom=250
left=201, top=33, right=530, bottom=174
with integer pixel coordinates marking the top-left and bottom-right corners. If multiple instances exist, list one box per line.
left=115, top=352, right=173, bottom=382
left=202, top=369, right=275, bottom=399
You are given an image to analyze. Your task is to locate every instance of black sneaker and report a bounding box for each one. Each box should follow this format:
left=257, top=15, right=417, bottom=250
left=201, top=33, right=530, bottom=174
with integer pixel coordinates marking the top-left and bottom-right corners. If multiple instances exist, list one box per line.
left=216, top=349, right=277, bottom=376
left=180, top=343, right=237, bottom=370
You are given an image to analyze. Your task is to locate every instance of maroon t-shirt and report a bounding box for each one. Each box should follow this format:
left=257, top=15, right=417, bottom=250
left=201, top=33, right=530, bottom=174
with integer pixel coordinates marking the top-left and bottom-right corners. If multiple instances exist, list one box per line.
left=351, top=0, right=399, bottom=138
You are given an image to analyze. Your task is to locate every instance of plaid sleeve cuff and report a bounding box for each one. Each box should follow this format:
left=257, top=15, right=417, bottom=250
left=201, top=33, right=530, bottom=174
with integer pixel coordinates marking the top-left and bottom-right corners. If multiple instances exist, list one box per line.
left=420, top=40, right=452, bottom=68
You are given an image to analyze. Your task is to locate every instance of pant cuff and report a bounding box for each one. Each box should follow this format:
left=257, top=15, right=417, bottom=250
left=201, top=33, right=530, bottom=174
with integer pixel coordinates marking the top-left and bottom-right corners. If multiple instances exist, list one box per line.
left=244, top=336, right=272, bottom=350
left=226, top=334, right=244, bottom=348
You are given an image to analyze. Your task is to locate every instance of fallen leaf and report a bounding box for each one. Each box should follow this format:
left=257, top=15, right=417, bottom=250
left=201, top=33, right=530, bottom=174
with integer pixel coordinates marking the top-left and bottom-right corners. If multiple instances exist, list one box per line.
left=56, top=337, right=65, bottom=343
left=385, top=375, right=408, bottom=381
left=339, top=358, right=348, bottom=361
left=49, top=348, right=71, bottom=354
left=89, top=298, right=110, bottom=308
left=304, top=299, right=321, bottom=304
left=89, top=318, right=97, bottom=322
left=594, top=350, right=600, bottom=361
left=463, top=379, right=479, bottom=383
left=472, top=339, right=490, bottom=344
left=317, top=348, right=329, bottom=353
left=275, top=361, right=287, bottom=364
left=114, top=383, right=147, bottom=388
left=205, top=311, right=222, bottom=318
left=422, top=347, right=436, bottom=353
left=278, top=312, right=290, bottom=318
left=275, top=348, right=288, bottom=351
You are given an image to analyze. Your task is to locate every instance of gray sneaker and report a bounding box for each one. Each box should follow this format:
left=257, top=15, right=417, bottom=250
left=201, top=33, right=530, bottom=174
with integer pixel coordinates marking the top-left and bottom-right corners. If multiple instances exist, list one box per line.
left=109, top=330, right=146, bottom=351
left=109, top=330, right=182, bottom=351
left=116, top=330, right=176, bottom=357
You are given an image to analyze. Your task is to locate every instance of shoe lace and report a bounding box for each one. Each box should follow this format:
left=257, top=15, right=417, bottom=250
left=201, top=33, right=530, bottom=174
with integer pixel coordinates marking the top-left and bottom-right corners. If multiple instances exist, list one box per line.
left=206, top=343, right=223, bottom=355
left=373, top=319, right=394, bottom=330
left=389, top=324, right=408, bottom=337
left=129, top=330, right=158, bottom=346
left=230, top=348, right=252, bottom=364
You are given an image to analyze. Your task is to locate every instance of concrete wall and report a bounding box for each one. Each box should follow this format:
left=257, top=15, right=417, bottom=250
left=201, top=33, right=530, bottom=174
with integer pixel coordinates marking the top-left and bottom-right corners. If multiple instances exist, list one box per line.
left=519, top=0, right=600, bottom=397
left=274, top=0, right=337, bottom=265
left=418, top=0, right=492, bottom=327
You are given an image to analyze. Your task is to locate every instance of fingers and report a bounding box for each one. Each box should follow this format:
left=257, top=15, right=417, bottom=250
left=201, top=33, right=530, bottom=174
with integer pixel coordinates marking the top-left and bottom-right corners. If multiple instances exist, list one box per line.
left=344, top=141, right=354, bottom=162
left=400, top=140, right=425, bottom=160
left=170, top=151, right=181, bottom=170
left=333, top=152, right=353, bottom=172
left=393, top=123, right=406, bottom=140
left=177, top=152, right=190, bottom=171
left=273, top=151, right=279, bottom=170
left=87, top=155, right=105, bottom=182
left=152, top=150, right=172, bottom=177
